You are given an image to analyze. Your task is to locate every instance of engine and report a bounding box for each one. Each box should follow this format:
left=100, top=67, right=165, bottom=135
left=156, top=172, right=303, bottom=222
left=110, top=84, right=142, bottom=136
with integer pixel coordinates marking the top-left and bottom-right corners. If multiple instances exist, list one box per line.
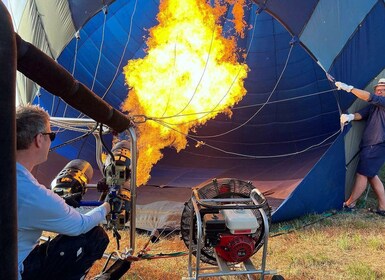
left=180, top=178, right=271, bottom=266
left=203, top=208, right=259, bottom=263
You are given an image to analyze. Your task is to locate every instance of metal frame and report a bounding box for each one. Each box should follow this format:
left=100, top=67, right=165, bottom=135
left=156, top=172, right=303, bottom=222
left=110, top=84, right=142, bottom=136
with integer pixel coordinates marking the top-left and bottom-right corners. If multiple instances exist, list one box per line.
left=50, top=117, right=138, bottom=254
left=186, top=189, right=277, bottom=280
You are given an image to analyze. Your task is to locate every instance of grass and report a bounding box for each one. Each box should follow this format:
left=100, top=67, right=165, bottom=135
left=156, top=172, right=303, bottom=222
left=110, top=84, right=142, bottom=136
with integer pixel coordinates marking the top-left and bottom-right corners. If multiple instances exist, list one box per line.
left=81, top=167, right=385, bottom=279
left=84, top=189, right=385, bottom=280
left=264, top=211, right=385, bottom=280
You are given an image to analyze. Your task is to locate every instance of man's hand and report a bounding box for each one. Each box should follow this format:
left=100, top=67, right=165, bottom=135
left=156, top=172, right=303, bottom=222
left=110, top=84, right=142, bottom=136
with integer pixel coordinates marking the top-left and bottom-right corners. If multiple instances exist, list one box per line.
left=340, top=113, right=354, bottom=124
left=105, top=193, right=124, bottom=214
left=63, top=193, right=82, bottom=208
left=335, top=81, right=354, bottom=92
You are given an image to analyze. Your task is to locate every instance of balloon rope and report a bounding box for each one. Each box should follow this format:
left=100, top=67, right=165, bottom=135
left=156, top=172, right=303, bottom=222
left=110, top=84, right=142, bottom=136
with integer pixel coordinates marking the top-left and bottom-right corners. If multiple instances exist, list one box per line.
left=150, top=117, right=340, bottom=159
left=101, top=0, right=138, bottom=101
left=193, top=43, right=294, bottom=138
left=59, top=33, right=80, bottom=122
left=316, top=60, right=345, bottom=132
left=76, top=7, right=109, bottom=119
left=150, top=42, right=294, bottom=140
left=145, top=88, right=335, bottom=120
left=154, top=6, right=260, bottom=126
left=166, top=23, right=216, bottom=118
left=91, top=8, right=108, bottom=92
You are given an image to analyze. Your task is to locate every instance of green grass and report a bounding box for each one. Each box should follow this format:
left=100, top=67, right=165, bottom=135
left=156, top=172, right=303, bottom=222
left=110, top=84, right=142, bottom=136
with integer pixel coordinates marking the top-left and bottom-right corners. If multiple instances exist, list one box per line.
left=85, top=207, right=385, bottom=280
left=86, top=166, right=385, bottom=279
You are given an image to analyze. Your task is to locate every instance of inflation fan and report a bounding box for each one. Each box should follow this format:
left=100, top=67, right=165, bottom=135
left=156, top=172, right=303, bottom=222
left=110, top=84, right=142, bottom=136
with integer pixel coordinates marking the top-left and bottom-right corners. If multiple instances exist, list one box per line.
left=180, top=178, right=284, bottom=279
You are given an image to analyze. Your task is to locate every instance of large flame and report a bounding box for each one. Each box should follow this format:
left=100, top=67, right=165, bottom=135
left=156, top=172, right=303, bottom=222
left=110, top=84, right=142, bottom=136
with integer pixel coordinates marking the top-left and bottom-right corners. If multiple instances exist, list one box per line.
left=122, top=0, right=249, bottom=186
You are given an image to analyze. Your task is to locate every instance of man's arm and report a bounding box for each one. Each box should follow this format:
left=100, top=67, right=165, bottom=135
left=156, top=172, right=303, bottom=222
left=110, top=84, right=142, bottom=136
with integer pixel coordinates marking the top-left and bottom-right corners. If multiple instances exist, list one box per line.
left=350, top=88, right=371, bottom=102
left=352, top=112, right=363, bottom=121
left=335, top=81, right=370, bottom=101
left=340, top=112, right=363, bottom=124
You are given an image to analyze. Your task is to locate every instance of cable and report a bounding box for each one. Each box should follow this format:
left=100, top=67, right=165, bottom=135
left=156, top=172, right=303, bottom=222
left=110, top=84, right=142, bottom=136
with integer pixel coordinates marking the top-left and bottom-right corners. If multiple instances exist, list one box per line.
left=165, top=23, right=216, bottom=118
left=100, top=0, right=138, bottom=100
left=160, top=41, right=177, bottom=118
left=158, top=8, right=260, bottom=126
left=148, top=88, right=335, bottom=121
left=99, top=123, right=114, bottom=160
left=49, top=130, right=94, bottom=152
left=77, top=6, right=109, bottom=119
left=151, top=117, right=340, bottom=159
left=152, top=40, right=294, bottom=142
left=179, top=141, right=331, bottom=160
left=76, top=133, right=91, bottom=159
left=91, top=7, right=108, bottom=92
left=315, top=57, right=345, bottom=133
left=61, top=32, right=80, bottom=119
left=269, top=211, right=337, bottom=238
left=197, top=42, right=294, bottom=138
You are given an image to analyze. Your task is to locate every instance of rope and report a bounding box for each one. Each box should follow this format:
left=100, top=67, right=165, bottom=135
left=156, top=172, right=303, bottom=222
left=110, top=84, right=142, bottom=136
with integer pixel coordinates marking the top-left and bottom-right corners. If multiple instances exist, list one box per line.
left=269, top=211, right=337, bottom=238
left=61, top=32, right=80, bottom=119
left=100, top=0, right=138, bottom=101
left=49, top=131, right=92, bottom=152
left=168, top=23, right=216, bottom=118
left=149, top=88, right=335, bottom=121
left=151, top=117, right=340, bottom=159
left=152, top=42, right=294, bottom=141
left=91, top=7, right=108, bottom=91
left=49, top=122, right=99, bottom=152
left=157, top=9, right=260, bottom=126
left=175, top=142, right=332, bottom=160
left=138, top=252, right=188, bottom=260
left=76, top=6, right=110, bottom=119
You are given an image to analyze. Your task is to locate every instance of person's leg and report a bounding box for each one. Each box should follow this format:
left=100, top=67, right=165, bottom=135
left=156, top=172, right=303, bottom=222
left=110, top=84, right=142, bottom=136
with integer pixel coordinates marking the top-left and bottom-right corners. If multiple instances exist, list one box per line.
left=368, top=175, right=385, bottom=210
left=22, top=226, right=109, bottom=280
left=345, top=173, right=368, bottom=207
left=65, top=226, right=110, bottom=280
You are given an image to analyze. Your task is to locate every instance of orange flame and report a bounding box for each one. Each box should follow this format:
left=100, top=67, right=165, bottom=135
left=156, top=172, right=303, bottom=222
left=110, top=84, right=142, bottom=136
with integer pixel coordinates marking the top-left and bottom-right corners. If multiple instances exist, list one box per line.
left=122, top=0, right=248, bottom=186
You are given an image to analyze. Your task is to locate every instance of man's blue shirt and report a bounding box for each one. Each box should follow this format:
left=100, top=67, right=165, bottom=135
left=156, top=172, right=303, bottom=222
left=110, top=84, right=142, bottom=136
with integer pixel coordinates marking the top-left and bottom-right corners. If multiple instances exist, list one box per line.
left=358, top=93, right=385, bottom=147
left=17, top=162, right=107, bottom=278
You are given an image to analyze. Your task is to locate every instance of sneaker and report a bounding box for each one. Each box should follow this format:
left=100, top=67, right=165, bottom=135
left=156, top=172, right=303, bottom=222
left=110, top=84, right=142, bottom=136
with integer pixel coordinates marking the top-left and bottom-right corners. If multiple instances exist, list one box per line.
left=342, top=202, right=356, bottom=212
left=368, top=208, right=385, bottom=217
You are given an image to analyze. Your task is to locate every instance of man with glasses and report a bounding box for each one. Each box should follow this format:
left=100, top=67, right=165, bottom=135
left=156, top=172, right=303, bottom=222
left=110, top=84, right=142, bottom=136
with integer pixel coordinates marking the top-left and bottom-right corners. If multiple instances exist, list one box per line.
left=16, top=104, right=111, bottom=279
left=335, top=78, right=385, bottom=216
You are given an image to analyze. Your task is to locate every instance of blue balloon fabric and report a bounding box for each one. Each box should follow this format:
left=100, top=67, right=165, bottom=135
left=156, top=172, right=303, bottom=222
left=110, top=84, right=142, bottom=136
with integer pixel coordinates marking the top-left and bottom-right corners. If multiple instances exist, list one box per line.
left=30, top=0, right=385, bottom=221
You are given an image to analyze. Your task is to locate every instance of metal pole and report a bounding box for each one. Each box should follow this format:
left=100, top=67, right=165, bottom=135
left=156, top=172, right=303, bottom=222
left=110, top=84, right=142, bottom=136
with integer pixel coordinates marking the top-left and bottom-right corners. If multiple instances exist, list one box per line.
left=127, top=126, right=137, bottom=253
left=0, top=2, right=17, bottom=279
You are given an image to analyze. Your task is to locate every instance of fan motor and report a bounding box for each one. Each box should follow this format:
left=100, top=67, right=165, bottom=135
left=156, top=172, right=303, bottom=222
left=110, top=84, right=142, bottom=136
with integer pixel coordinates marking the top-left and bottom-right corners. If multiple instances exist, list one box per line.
left=180, top=178, right=271, bottom=265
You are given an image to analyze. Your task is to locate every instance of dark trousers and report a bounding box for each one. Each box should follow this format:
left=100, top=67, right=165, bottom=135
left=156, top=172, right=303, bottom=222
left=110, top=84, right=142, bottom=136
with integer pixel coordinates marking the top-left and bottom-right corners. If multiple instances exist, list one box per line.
left=22, top=226, right=109, bottom=280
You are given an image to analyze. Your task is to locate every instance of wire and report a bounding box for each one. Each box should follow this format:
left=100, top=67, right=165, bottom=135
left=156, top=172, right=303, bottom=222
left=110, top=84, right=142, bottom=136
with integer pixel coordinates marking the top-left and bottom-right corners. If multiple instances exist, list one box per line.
left=197, top=43, right=294, bottom=138
left=138, top=251, right=188, bottom=260
left=91, top=7, right=108, bottom=91
left=179, top=141, right=332, bottom=160
left=152, top=39, right=294, bottom=142
left=158, top=8, right=260, bottom=126
left=147, top=88, right=335, bottom=121
left=160, top=41, right=177, bottom=117
left=165, top=23, right=216, bottom=118
left=49, top=121, right=99, bottom=152
left=99, top=123, right=114, bottom=160
left=101, top=0, right=138, bottom=100
left=151, top=117, right=340, bottom=159
left=314, top=57, right=345, bottom=133
left=269, top=211, right=337, bottom=238
left=61, top=33, right=81, bottom=119
left=49, top=131, right=93, bottom=152
left=77, top=6, right=110, bottom=119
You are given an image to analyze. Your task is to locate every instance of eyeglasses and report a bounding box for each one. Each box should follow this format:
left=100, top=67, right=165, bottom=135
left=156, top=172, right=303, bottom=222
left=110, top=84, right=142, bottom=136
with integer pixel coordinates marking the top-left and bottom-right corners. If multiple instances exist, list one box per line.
left=40, top=132, right=56, bottom=141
